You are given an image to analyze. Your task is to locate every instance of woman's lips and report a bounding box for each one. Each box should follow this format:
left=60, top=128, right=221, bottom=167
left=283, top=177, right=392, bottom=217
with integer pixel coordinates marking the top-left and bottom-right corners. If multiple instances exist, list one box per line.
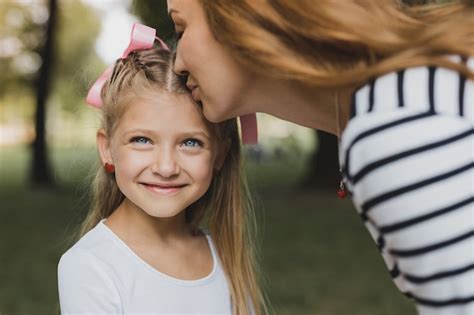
left=142, top=183, right=186, bottom=195
left=191, top=87, right=201, bottom=102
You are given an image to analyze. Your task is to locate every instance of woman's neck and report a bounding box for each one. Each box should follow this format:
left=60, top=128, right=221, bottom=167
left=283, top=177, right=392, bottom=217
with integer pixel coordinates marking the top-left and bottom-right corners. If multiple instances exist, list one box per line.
left=248, top=76, right=355, bottom=136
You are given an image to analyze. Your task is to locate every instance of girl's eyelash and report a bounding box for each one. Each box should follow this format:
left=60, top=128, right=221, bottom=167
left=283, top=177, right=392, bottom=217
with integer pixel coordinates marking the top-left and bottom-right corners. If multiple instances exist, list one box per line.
left=130, top=136, right=151, bottom=144
left=182, top=138, right=203, bottom=147
left=129, top=137, right=203, bottom=147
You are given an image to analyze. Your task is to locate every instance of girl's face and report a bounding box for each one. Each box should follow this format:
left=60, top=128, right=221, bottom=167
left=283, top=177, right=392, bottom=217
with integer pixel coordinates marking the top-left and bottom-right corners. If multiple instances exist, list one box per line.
left=168, top=0, right=256, bottom=123
left=98, top=91, right=219, bottom=219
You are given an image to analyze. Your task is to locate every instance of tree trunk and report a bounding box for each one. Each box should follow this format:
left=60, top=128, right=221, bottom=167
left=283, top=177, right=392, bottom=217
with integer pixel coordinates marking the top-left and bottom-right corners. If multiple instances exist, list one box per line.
left=300, top=130, right=340, bottom=191
left=31, top=0, right=57, bottom=187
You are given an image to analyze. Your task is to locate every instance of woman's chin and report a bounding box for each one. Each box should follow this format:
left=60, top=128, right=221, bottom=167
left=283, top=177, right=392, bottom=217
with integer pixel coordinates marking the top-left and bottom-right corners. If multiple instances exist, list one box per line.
left=202, top=103, right=228, bottom=123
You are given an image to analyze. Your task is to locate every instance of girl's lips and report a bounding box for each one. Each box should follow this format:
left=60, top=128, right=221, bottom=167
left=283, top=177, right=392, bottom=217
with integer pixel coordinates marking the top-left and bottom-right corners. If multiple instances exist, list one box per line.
left=142, top=183, right=187, bottom=195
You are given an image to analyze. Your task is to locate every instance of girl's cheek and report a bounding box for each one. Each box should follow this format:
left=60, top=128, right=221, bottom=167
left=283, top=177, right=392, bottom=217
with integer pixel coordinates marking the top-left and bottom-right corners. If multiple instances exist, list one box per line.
left=187, top=155, right=215, bottom=180
left=116, top=149, right=152, bottom=171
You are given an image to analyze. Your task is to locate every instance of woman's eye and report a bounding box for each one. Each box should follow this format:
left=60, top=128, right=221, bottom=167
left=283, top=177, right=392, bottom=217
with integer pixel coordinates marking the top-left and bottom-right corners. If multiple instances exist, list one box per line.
left=130, top=136, right=151, bottom=144
left=182, top=138, right=202, bottom=148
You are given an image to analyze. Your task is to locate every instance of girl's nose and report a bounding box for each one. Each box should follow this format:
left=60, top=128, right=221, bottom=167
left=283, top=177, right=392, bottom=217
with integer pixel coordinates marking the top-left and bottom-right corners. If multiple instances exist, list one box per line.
left=151, top=149, right=180, bottom=178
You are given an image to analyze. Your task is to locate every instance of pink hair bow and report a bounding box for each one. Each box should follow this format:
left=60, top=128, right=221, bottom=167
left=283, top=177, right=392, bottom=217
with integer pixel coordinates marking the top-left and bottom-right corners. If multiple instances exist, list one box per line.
left=86, top=23, right=169, bottom=108
left=86, top=23, right=257, bottom=144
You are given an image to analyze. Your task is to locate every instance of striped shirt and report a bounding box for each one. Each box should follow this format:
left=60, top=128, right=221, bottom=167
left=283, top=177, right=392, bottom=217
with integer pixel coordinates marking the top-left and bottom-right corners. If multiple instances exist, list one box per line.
left=339, top=56, right=474, bottom=314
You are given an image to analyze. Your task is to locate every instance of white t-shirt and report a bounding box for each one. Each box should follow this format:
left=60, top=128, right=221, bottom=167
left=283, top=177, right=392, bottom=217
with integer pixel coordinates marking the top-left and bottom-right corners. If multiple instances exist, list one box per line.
left=58, top=220, right=232, bottom=314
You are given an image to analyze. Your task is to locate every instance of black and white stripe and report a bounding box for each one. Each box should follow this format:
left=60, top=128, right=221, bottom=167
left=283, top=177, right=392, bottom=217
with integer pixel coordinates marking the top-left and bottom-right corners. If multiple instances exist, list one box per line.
left=339, top=57, right=474, bottom=314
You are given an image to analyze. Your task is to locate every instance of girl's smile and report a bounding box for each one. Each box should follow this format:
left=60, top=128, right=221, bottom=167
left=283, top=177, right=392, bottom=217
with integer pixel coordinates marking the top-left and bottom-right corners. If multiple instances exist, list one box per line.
left=141, top=182, right=188, bottom=196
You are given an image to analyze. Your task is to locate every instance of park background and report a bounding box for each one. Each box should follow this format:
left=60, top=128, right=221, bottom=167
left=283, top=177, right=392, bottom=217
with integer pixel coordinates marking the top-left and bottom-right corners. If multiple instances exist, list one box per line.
left=0, top=0, right=428, bottom=314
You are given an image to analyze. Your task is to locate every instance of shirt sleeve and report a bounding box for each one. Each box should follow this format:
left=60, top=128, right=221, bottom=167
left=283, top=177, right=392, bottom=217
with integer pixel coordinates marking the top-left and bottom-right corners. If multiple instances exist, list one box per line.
left=58, top=248, right=122, bottom=314
left=340, top=109, right=474, bottom=315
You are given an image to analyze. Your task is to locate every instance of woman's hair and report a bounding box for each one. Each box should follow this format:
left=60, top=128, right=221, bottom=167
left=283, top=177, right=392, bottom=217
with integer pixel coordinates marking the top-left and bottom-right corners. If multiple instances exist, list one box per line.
left=200, top=0, right=474, bottom=88
left=79, top=46, right=267, bottom=315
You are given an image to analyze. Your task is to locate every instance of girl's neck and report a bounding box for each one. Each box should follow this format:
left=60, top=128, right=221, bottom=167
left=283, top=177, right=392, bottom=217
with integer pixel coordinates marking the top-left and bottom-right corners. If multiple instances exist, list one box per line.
left=104, top=199, right=213, bottom=281
left=249, top=76, right=355, bottom=136
left=105, top=199, right=193, bottom=246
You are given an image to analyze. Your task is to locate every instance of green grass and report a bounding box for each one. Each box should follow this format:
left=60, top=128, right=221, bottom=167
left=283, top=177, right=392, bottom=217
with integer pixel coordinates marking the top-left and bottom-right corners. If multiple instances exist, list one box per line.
left=0, top=145, right=416, bottom=315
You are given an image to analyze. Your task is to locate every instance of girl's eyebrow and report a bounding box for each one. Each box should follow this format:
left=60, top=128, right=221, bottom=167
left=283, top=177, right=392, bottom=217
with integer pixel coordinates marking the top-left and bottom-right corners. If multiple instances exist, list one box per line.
left=122, top=129, right=155, bottom=137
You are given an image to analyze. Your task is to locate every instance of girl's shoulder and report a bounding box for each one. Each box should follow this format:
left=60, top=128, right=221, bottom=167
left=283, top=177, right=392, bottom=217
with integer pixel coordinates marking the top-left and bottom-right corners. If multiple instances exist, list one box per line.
left=61, top=221, right=112, bottom=259
left=58, top=221, right=123, bottom=312
left=58, top=220, right=122, bottom=275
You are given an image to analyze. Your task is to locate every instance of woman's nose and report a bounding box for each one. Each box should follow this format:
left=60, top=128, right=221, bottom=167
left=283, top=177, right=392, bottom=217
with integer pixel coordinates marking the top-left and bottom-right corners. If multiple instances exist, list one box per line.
left=151, top=149, right=180, bottom=178
left=173, top=45, right=188, bottom=77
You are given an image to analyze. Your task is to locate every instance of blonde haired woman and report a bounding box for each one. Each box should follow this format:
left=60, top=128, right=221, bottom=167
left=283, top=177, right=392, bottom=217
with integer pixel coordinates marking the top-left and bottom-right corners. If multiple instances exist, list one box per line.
left=167, top=0, right=474, bottom=313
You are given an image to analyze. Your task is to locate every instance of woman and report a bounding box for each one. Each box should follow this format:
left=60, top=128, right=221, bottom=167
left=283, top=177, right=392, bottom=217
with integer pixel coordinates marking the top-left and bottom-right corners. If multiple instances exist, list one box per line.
left=167, top=0, right=474, bottom=313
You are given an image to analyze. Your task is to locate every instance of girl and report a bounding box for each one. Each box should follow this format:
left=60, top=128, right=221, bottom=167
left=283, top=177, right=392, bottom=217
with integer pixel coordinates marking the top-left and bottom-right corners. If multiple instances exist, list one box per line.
left=167, top=0, right=474, bottom=314
left=58, top=23, right=265, bottom=315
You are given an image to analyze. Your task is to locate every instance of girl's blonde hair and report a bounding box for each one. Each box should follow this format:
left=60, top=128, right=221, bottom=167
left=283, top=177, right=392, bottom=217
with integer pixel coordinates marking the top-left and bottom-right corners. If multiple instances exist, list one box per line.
left=79, top=46, right=267, bottom=315
left=200, top=0, right=474, bottom=88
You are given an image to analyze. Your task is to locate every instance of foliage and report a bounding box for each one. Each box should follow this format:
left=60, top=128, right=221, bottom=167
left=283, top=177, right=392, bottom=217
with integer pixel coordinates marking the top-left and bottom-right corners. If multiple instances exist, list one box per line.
left=53, top=1, right=102, bottom=113
left=0, top=1, right=45, bottom=96
left=0, top=1, right=102, bottom=114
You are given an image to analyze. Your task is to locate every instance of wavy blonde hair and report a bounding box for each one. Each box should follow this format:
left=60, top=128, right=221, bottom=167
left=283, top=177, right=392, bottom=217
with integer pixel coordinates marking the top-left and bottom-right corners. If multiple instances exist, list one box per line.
left=79, top=46, right=267, bottom=315
left=200, top=0, right=474, bottom=88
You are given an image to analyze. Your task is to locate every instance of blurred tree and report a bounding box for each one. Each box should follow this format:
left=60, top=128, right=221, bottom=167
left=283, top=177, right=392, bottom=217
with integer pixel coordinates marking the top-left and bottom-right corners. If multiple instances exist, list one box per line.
left=0, top=2, right=43, bottom=97
left=1, top=0, right=101, bottom=187
left=32, top=0, right=57, bottom=187
left=300, top=131, right=339, bottom=191
left=406, top=0, right=430, bottom=3
left=54, top=1, right=102, bottom=113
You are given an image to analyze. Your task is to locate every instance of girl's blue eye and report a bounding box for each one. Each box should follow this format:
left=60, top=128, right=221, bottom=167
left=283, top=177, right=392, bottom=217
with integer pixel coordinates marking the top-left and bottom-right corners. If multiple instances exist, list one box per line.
left=182, top=138, right=202, bottom=148
left=131, top=136, right=150, bottom=144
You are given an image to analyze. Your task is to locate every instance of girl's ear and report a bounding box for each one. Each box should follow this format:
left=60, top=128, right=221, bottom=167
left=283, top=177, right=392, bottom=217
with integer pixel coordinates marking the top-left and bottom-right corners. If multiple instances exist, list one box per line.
left=97, top=129, right=113, bottom=165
